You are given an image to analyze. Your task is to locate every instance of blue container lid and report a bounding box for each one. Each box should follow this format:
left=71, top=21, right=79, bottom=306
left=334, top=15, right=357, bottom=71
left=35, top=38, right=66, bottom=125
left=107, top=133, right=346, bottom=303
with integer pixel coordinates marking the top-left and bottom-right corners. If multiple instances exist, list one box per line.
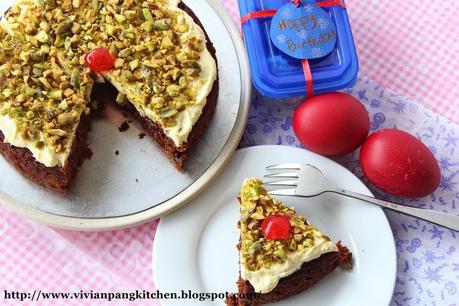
left=238, top=0, right=359, bottom=98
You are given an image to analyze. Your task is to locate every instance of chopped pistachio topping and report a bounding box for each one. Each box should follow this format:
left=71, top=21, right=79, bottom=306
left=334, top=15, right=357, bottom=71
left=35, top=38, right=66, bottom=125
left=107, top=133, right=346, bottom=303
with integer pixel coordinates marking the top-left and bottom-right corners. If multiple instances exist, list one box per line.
left=0, top=20, right=92, bottom=154
left=239, top=179, right=332, bottom=271
left=93, top=0, right=206, bottom=128
left=0, top=0, right=211, bottom=162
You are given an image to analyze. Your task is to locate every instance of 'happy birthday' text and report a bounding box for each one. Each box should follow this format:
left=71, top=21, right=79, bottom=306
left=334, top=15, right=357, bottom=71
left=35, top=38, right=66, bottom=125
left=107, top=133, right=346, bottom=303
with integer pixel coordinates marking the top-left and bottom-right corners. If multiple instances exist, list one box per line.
left=278, top=15, right=318, bottom=32
left=287, top=31, right=336, bottom=52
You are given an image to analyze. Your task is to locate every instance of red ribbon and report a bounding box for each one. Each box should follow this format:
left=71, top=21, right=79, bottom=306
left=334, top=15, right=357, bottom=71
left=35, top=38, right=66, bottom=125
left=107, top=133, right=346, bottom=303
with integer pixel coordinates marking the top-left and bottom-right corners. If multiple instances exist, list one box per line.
left=241, top=10, right=277, bottom=24
left=241, top=0, right=346, bottom=24
left=317, top=0, right=346, bottom=8
left=301, top=59, right=314, bottom=97
left=241, top=0, right=346, bottom=97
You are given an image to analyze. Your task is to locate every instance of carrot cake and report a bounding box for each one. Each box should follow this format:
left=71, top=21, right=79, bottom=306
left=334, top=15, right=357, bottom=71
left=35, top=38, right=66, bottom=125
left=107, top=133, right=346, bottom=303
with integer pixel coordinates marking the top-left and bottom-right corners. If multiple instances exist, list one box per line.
left=0, top=0, right=218, bottom=191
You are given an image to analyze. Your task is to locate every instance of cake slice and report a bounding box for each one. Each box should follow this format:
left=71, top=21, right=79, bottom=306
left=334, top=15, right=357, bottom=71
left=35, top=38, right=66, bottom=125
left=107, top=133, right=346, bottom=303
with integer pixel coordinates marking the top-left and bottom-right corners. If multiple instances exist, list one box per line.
left=226, top=179, right=352, bottom=305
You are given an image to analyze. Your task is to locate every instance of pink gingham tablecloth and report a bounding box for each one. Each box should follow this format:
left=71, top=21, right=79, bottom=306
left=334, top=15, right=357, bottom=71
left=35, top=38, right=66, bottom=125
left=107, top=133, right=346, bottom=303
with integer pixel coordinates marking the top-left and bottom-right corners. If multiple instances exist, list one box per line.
left=1, top=0, right=458, bottom=305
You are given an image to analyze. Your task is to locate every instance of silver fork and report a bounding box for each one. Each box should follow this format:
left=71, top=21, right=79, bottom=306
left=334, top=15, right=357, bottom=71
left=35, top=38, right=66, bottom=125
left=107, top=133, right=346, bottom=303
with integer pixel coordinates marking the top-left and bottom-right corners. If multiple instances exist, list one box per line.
left=264, top=163, right=459, bottom=231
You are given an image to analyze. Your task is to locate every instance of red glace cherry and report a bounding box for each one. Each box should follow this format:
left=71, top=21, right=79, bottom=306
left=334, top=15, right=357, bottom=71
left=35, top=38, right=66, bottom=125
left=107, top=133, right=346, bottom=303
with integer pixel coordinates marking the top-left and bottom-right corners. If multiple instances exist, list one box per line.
left=84, top=48, right=115, bottom=72
left=261, top=215, right=291, bottom=240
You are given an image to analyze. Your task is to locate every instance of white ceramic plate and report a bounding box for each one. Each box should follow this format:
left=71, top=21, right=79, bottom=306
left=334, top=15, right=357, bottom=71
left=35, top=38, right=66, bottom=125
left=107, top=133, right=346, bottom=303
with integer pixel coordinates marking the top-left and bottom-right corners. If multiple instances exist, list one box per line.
left=154, top=145, right=396, bottom=306
left=0, top=0, right=251, bottom=230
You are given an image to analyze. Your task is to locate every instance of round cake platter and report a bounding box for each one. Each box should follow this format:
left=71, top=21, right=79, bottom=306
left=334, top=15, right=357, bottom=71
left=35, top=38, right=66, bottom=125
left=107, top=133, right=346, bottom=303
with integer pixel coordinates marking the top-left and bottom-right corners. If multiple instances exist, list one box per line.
left=0, top=0, right=251, bottom=230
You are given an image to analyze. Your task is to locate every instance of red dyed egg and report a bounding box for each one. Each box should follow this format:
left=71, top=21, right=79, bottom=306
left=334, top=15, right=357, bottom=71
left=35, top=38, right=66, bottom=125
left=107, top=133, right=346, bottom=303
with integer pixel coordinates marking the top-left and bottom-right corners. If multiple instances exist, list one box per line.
left=360, top=129, right=441, bottom=198
left=261, top=215, right=291, bottom=240
left=85, top=48, right=115, bottom=72
left=293, top=92, right=370, bottom=156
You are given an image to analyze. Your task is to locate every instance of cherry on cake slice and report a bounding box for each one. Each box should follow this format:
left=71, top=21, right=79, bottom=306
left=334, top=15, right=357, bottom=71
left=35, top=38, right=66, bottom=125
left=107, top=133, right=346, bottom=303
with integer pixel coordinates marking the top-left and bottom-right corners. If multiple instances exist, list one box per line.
left=226, top=179, right=352, bottom=305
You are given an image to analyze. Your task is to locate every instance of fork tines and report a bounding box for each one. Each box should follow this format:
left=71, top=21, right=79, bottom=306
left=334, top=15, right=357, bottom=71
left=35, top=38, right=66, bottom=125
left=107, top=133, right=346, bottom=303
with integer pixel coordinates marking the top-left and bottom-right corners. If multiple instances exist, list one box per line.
left=265, top=163, right=302, bottom=181
left=263, top=180, right=298, bottom=187
left=263, top=164, right=301, bottom=195
left=264, top=172, right=299, bottom=179
left=265, top=163, right=302, bottom=171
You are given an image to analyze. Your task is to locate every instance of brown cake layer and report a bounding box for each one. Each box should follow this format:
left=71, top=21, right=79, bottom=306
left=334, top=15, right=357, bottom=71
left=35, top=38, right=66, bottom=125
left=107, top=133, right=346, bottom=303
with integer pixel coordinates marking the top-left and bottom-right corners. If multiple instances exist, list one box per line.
left=0, top=1, right=219, bottom=190
left=0, top=112, right=93, bottom=192
left=226, top=243, right=352, bottom=306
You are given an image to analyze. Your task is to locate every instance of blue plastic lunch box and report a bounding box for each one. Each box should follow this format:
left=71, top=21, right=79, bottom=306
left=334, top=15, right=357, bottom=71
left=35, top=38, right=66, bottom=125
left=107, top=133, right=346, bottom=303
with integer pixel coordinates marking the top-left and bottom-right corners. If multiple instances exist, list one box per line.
left=238, top=0, right=359, bottom=98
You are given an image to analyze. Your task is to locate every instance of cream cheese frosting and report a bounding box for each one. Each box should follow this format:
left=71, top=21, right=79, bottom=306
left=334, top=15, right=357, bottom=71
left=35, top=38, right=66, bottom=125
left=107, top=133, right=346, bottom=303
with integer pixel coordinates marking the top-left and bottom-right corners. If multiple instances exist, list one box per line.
left=157, top=7, right=216, bottom=146
left=0, top=108, right=77, bottom=167
left=241, top=237, right=338, bottom=293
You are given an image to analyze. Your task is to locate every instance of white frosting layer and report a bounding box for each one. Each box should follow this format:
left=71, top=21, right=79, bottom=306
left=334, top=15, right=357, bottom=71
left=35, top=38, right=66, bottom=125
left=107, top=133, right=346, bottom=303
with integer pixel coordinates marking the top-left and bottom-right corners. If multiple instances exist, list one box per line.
left=162, top=1, right=216, bottom=146
left=0, top=109, right=76, bottom=167
left=241, top=238, right=338, bottom=293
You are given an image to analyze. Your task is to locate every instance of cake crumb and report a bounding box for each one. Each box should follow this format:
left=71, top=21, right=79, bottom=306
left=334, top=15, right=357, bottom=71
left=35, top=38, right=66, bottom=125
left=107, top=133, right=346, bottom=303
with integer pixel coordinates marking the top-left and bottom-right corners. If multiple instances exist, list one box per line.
left=115, top=150, right=119, bottom=156
left=83, top=146, right=93, bottom=161
left=118, top=120, right=130, bottom=132
left=138, top=133, right=146, bottom=139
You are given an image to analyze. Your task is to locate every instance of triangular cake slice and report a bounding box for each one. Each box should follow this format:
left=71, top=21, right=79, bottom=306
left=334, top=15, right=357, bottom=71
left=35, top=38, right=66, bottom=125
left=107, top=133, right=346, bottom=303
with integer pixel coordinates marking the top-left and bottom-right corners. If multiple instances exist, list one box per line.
left=0, top=0, right=218, bottom=191
left=227, top=179, right=352, bottom=305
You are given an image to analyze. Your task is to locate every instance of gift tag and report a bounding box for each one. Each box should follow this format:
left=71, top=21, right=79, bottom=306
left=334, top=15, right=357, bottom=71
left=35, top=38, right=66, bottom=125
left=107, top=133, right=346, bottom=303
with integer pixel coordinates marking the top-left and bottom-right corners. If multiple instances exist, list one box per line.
left=270, top=0, right=337, bottom=59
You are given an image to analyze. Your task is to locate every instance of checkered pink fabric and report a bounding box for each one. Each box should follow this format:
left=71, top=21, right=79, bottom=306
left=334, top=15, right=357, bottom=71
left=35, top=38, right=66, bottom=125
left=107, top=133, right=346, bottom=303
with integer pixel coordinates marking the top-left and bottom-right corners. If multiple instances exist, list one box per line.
left=346, top=0, right=459, bottom=123
left=0, top=1, right=458, bottom=305
left=0, top=208, right=159, bottom=306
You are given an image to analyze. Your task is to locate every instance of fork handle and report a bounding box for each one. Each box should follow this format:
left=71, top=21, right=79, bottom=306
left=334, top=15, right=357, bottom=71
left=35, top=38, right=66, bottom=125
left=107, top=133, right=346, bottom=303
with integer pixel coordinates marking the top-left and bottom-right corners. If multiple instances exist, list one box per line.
left=332, top=189, right=459, bottom=231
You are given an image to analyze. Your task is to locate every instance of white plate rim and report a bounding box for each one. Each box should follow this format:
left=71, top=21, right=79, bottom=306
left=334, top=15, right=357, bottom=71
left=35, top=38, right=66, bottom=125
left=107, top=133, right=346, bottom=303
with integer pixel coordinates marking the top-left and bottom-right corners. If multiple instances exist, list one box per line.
left=153, top=145, right=397, bottom=305
left=0, top=0, right=251, bottom=231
